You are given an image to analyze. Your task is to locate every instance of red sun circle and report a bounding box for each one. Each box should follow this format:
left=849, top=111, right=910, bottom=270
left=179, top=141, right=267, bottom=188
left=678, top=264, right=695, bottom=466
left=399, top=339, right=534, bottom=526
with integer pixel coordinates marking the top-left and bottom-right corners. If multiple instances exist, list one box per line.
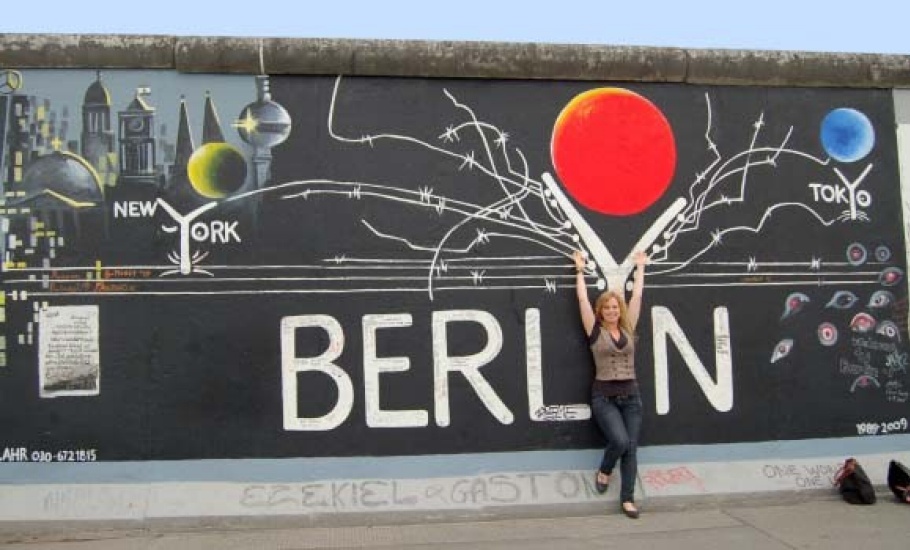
left=551, top=88, right=676, bottom=216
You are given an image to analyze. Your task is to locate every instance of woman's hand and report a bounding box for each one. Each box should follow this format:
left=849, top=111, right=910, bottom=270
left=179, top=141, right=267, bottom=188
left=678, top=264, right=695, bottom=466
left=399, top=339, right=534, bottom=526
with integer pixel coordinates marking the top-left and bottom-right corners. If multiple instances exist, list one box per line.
left=573, top=250, right=587, bottom=273
left=632, top=250, right=648, bottom=268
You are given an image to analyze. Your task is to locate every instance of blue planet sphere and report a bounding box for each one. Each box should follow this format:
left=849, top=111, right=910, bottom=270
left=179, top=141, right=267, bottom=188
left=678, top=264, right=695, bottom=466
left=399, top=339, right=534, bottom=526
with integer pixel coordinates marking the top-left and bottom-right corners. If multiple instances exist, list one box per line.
left=820, top=108, right=874, bottom=163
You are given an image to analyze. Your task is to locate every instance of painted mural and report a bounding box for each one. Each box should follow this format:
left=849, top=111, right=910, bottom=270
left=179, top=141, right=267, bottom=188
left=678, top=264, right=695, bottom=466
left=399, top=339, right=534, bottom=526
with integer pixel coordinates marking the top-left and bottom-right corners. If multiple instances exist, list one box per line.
left=0, top=67, right=907, bottom=462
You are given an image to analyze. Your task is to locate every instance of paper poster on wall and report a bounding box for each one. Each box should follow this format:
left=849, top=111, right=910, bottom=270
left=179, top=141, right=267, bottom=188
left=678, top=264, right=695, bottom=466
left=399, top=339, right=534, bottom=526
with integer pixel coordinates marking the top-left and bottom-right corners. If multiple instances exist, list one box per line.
left=38, top=305, right=100, bottom=398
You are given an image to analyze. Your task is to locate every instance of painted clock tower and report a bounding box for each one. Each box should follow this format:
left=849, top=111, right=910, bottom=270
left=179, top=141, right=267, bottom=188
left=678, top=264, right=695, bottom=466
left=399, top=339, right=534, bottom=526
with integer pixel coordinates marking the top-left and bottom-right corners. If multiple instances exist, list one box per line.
left=117, top=87, right=162, bottom=191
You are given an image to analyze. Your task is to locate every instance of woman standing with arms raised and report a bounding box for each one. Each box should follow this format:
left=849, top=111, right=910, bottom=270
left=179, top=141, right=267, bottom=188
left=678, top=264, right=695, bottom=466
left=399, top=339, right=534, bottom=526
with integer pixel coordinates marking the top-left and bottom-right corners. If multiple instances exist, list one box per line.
left=573, top=249, right=647, bottom=519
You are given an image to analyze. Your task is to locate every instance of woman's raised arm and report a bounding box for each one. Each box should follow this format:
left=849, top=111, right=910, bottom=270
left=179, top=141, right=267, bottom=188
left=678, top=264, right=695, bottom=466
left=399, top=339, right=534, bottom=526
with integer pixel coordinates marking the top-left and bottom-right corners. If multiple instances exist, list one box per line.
left=627, top=250, right=647, bottom=330
left=574, top=251, right=596, bottom=335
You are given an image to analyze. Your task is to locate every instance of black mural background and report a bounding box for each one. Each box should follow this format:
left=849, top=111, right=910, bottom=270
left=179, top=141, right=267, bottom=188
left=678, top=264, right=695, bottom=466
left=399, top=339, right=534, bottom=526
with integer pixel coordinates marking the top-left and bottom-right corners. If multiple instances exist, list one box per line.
left=1, top=75, right=906, bottom=460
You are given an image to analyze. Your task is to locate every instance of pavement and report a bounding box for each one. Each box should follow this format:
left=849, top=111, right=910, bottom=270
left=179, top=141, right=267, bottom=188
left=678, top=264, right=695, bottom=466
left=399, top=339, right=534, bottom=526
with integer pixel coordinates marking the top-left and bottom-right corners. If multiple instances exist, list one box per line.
left=0, top=491, right=907, bottom=549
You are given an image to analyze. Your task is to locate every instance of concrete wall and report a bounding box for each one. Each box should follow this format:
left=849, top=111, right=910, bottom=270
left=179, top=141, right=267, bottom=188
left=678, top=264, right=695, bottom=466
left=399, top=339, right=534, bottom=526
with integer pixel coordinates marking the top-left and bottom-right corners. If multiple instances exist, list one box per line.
left=1, top=34, right=909, bottom=521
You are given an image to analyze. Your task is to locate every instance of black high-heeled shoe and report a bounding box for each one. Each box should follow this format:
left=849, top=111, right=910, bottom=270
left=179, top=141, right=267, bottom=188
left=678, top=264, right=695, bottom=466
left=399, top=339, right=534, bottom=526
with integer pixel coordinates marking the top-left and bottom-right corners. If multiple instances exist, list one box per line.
left=621, top=501, right=640, bottom=519
left=594, top=471, right=610, bottom=494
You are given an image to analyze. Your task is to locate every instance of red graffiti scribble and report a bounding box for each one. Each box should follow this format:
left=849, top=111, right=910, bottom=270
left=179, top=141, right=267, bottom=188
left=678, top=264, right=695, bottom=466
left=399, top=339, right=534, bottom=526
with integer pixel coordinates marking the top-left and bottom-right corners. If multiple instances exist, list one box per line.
left=641, top=466, right=705, bottom=492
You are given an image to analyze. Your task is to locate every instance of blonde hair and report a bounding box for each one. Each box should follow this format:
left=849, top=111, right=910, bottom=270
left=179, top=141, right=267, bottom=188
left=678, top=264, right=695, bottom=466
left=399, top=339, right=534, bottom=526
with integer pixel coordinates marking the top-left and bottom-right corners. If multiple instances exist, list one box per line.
left=594, top=290, right=633, bottom=336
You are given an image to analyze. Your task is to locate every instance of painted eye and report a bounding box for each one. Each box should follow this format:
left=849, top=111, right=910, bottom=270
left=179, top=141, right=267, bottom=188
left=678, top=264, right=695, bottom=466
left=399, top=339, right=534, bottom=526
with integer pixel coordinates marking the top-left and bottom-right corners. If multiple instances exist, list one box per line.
left=867, top=290, right=895, bottom=309
left=874, top=245, right=892, bottom=262
left=846, top=243, right=867, bottom=266
left=878, top=267, right=903, bottom=287
left=781, top=292, right=810, bottom=320
left=875, top=320, right=901, bottom=341
left=818, top=322, right=838, bottom=346
left=770, top=339, right=793, bottom=363
left=850, top=312, right=876, bottom=333
left=825, top=291, right=858, bottom=309
left=850, top=375, right=880, bottom=392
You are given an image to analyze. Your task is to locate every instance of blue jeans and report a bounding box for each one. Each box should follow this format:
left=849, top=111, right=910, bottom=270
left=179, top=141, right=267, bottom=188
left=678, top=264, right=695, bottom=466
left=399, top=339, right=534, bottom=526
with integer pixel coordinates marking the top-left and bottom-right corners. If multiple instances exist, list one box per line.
left=591, top=393, right=642, bottom=503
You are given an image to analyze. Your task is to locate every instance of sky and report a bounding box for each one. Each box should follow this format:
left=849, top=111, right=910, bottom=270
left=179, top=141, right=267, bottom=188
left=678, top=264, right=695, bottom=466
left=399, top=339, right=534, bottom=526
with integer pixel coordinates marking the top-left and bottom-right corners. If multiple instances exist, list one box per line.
left=2, top=0, right=908, bottom=55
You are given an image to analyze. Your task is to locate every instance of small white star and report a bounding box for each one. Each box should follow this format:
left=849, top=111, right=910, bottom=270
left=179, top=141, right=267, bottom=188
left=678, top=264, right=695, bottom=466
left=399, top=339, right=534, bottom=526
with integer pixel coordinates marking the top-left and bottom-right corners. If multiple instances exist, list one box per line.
left=439, top=126, right=459, bottom=143
left=459, top=151, right=476, bottom=171
left=711, top=229, right=723, bottom=246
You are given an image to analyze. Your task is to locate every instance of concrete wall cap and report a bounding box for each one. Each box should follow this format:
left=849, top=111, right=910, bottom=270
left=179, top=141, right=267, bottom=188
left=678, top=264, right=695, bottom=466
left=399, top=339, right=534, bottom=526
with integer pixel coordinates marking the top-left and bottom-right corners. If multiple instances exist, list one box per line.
left=1, top=33, right=908, bottom=88
left=0, top=33, right=175, bottom=69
